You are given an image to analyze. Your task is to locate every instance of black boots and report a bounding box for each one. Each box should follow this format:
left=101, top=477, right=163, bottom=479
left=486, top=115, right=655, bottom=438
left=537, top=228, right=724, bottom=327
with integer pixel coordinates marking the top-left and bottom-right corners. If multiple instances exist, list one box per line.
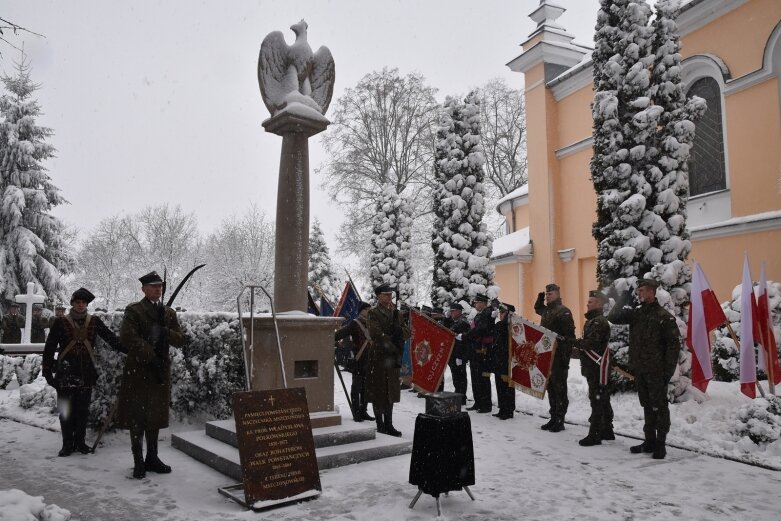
left=144, top=432, right=172, bottom=474
left=630, top=439, right=656, bottom=454
left=548, top=420, right=565, bottom=432
left=601, top=428, right=615, bottom=441
left=58, top=443, right=73, bottom=457
left=579, top=428, right=602, bottom=446
left=652, top=434, right=667, bottom=459
left=132, top=441, right=146, bottom=479
left=375, top=415, right=387, bottom=435
left=383, top=409, right=402, bottom=437
left=540, top=419, right=555, bottom=430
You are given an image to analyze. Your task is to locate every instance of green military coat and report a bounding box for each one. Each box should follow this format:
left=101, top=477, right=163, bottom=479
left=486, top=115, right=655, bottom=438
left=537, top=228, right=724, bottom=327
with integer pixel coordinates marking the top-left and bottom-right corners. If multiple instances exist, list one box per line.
left=1, top=314, right=25, bottom=344
left=116, top=298, right=185, bottom=430
left=365, top=304, right=410, bottom=406
left=577, top=309, right=611, bottom=381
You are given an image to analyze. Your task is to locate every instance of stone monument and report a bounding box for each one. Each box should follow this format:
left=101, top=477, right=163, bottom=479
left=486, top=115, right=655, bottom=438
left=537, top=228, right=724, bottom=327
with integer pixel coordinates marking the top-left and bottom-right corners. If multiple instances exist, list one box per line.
left=249, top=20, right=341, bottom=427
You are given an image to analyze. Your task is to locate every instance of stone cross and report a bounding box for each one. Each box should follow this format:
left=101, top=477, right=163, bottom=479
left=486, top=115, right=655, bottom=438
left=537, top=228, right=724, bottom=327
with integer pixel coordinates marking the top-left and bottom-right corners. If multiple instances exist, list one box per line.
left=15, top=282, right=45, bottom=344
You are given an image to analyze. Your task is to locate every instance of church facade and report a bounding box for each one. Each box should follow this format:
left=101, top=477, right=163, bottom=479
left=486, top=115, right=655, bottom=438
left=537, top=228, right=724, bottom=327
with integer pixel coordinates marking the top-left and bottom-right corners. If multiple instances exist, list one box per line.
left=492, top=0, right=781, bottom=330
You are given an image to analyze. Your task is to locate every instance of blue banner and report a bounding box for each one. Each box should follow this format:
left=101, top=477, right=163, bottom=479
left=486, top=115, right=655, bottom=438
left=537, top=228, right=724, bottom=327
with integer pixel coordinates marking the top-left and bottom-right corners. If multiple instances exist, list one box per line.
left=333, top=281, right=362, bottom=324
left=307, top=292, right=320, bottom=316
left=320, top=296, right=335, bottom=317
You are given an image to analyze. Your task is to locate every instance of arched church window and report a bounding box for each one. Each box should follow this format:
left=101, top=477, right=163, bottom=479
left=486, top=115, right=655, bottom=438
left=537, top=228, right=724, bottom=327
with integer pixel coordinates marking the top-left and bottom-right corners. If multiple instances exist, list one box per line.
left=687, top=77, right=727, bottom=196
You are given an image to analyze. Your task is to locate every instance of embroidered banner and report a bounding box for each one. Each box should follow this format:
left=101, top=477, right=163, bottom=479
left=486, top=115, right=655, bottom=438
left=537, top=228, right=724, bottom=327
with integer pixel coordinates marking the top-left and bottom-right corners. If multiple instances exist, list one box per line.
left=508, top=315, right=558, bottom=399
left=410, top=310, right=456, bottom=393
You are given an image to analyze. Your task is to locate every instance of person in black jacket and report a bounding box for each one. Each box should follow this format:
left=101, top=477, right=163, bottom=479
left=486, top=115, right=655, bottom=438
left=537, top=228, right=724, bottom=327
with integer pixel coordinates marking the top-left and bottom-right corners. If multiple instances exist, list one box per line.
left=491, top=303, right=516, bottom=420
left=535, top=283, right=576, bottom=432
left=464, top=295, right=494, bottom=413
left=443, top=303, right=471, bottom=404
left=42, top=288, right=125, bottom=457
left=335, top=301, right=373, bottom=422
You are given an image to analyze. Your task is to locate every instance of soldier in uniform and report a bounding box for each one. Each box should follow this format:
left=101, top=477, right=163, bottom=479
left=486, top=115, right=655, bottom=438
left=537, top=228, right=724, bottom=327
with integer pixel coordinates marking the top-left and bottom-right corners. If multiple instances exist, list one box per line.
left=42, top=288, right=125, bottom=456
left=443, top=303, right=471, bottom=405
left=491, top=303, right=516, bottom=420
left=535, top=283, right=576, bottom=432
left=116, top=271, right=185, bottom=478
left=366, top=283, right=410, bottom=437
left=335, top=301, right=374, bottom=422
left=464, top=295, right=494, bottom=413
left=608, top=278, right=680, bottom=459
left=574, top=290, right=613, bottom=446
left=2, top=303, right=24, bottom=344
left=30, top=304, right=47, bottom=343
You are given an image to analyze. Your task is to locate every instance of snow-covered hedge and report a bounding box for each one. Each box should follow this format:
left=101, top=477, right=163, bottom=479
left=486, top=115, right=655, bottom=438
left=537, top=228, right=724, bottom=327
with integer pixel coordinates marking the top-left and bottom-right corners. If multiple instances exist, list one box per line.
left=0, top=489, right=71, bottom=521
left=0, top=354, right=42, bottom=389
left=89, top=311, right=246, bottom=429
left=19, top=381, right=57, bottom=410
left=732, top=396, right=781, bottom=445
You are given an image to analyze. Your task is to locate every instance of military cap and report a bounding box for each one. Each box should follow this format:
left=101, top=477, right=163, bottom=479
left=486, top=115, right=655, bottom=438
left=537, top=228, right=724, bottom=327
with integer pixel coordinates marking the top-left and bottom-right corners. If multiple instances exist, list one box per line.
left=420, top=304, right=433, bottom=314
left=589, top=289, right=608, bottom=303
left=499, top=302, right=516, bottom=313
left=71, top=287, right=96, bottom=304
left=449, top=303, right=463, bottom=311
left=373, top=283, right=393, bottom=295
left=55, top=304, right=66, bottom=310
left=358, top=301, right=371, bottom=313
left=8, top=302, right=19, bottom=308
left=432, top=307, right=443, bottom=314
left=472, top=294, right=489, bottom=304
left=637, top=278, right=659, bottom=290
left=139, top=271, right=164, bottom=285
left=545, top=283, right=560, bottom=292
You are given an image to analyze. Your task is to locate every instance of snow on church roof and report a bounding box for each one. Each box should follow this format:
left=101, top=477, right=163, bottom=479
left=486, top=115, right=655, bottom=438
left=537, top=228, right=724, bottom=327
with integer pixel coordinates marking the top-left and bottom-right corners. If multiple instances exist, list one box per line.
left=496, top=184, right=529, bottom=209
left=491, top=226, right=531, bottom=259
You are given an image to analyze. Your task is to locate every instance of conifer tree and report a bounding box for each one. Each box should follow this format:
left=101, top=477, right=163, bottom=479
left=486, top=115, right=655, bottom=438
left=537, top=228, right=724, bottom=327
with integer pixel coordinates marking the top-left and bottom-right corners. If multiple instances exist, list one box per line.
left=307, top=218, right=341, bottom=303
left=370, top=184, right=415, bottom=305
left=0, top=59, right=71, bottom=306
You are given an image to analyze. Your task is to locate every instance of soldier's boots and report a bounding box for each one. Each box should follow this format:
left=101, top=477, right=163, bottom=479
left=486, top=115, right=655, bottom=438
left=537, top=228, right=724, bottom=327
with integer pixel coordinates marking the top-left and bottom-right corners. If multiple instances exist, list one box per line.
left=630, top=439, right=656, bottom=454
left=601, top=428, right=615, bottom=441
left=58, top=444, right=74, bottom=457
left=383, top=411, right=402, bottom=437
left=74, top=442, right=92, bottom=455
left=652, top=435, right=667, bottom=459
left=145, top=455, right=172, bottom=474
left=375, top=415, right=387, bottom=435
left=579, top=428, right=602, bottom=446
left=360, top=407, right=375, bottom=421
left=540, top=419, right=555, bottom=430
left=132, top=451, right=146, bottom=479
left=548, top=420, right=565, bottom=433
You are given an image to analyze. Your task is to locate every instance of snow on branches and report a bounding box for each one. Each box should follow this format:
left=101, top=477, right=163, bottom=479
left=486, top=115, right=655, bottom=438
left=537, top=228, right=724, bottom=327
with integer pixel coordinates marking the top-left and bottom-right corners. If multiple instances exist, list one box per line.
left=308, top=218, right=342, bottom=303
left=370, top=184, right=415, bottom=305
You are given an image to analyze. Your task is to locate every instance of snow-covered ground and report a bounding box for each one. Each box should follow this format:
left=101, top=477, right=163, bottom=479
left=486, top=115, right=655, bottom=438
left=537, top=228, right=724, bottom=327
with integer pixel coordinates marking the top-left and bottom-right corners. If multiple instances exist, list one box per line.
left=2, top=363, right=780, bottom=521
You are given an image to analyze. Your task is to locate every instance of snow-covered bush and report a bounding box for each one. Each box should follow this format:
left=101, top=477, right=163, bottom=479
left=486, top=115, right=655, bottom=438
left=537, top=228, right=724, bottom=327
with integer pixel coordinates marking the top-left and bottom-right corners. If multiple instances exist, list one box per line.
left=732, top=396, right=781, bottom=445
left=0, top=355, right=19, bottom=389
left=19, top=381, right=56, bottom=409
left=14, top=355, right=42, bottom=386
left=0, top=489, right=71, bottom=521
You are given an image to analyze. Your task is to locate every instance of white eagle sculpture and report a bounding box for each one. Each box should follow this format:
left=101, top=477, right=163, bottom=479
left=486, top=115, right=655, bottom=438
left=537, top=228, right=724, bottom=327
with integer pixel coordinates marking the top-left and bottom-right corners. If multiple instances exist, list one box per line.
left=258, top=20, right=335, bottom=118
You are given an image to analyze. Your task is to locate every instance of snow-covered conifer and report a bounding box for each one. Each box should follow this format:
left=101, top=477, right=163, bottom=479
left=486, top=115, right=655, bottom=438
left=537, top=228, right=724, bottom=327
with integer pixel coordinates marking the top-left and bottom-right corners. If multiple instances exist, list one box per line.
left=370, top=184, right=415, bottom=305
left=0, top=59, right=71, bottom=306
left=308, top=218, right=341, bottom=303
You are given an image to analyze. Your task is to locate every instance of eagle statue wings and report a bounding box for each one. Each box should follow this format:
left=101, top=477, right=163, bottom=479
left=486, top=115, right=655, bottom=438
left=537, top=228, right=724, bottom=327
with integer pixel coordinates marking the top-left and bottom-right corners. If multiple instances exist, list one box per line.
left=258, top=20, right=335, bottom=117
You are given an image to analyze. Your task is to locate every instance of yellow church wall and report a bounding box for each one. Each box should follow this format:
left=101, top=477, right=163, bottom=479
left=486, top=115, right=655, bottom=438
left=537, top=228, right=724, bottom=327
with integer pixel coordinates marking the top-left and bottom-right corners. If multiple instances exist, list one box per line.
left=723, top=77, right=781, bottom=216
left=556, top=85, right=595, bottom=148
left=681, top=0, right=781, bottom=78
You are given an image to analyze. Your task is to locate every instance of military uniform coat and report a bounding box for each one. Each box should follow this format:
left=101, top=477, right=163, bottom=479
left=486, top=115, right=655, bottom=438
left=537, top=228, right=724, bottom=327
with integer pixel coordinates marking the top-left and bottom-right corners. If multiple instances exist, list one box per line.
left=31, top=315, right=48, bottom=343
left=116, top=298, right=185, bottom=430
left=43, top=313, right=124, bottom=389
left=365, top=304, right=409, bottom=407
left=1, top=314, right=24, bottom=344
left=535, top=297, right=576, bottom=422
left=577, top=309, right=612, bottom=380
left=335, top=316, right=371, bottom=375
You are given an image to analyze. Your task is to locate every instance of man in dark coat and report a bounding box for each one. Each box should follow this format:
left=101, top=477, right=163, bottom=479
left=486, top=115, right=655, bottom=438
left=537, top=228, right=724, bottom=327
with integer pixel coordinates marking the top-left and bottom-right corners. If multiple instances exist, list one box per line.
left=42, top=288, right=125, bottom=456
left=30, top=304, right=48, bottom=343
left=574, top=290, right=613, bottom=446
left=535, top=283, right=576, bottom=432
left=116, top=271, right=185, bottom=478
left=366, top=283, right=410, bottom=437
left=608, top=278, right=681, bottom=459
left=2, top=303, right=24, bottom=344
left=464, top=295, right=494, bottom=414
left=491, top=303, right=516, bottom=420
left=335, top=301, right=374, bottom=422
left=443, top=303, right=471, bottom=405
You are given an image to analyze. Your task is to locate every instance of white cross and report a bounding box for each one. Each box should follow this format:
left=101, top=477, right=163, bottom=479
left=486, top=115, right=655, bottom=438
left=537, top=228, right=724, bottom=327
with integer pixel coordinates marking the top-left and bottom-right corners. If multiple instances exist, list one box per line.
left=16, top=282, right=45, bottom=344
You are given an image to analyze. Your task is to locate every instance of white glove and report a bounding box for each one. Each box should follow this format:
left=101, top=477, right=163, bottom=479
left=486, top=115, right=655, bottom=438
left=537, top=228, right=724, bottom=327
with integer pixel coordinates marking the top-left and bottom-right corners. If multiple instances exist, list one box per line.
left=456, top=334, right=463, bottom=341
left=456, top=358, right=463, bottom=366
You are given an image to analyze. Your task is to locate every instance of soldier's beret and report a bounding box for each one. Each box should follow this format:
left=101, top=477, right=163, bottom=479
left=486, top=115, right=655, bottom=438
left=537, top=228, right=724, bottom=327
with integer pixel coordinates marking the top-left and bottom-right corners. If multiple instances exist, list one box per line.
left=637, top=278, right=659, bottom=290
left=139, top=271, right=164, bottom=285
left=545, top=283, right=560, bottom=292
left=71, top=287, right=96, bottom=304
left=449, top=303, right=463, bottom=311
left=358, top=301, right=371, bottom=312
left=373, top=283, right=393, bottom=295
left=472, top=294, right=489, bottom=303
left=589, top=290, right=608, bottom=303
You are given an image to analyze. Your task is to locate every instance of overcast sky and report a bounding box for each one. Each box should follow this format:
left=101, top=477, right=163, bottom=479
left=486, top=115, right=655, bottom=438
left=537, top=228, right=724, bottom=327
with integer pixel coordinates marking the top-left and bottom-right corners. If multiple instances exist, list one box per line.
left=2, top=0, right=600, bottom=246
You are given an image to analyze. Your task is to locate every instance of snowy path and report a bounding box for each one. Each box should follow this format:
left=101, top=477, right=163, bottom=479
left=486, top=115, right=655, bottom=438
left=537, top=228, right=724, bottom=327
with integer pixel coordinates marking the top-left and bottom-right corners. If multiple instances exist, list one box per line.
left=2, top=367, right=780, bottom=520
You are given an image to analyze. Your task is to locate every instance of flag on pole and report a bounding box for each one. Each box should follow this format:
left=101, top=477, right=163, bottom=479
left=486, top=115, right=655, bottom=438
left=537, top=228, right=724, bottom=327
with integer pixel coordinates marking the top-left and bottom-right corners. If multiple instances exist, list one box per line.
left=508, top=315, right=558, bottom=399
left=307, top=291, right=320, bottom=316
left=320, top=296, right=335, bottom=317
left=686, top=262, right=728, bottom=392
left=740, top=255, right=757, bottom=399
left=333, top=281, right=362, bottom=323
left=409, top=310, right=456, bottom=393
left=756, top=262, right=780, bottom=386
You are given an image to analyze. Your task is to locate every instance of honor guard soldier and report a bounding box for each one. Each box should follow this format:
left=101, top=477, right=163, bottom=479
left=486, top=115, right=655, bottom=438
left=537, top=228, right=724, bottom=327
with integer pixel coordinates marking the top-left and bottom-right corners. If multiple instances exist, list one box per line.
left=2, top=303, right=24, bottom=344
left=575, top=290, right=614, bottom=446
left=443, top=303, right=471, bottom=405
left=116, top=271, right=185, bottom=478
left=42, top=288, right=125, bottom=456
left=608, top=278, right=680, bottom=459
left=30, top=304, right=47, bottom=343
left=535, top=283, right=576, bottom=432
left=464, top=295, right=494, bottom=413
left=491, top=303, right=516, bottom=420
left=335, top=301, right=374, bottom=422
left=366, top=283, right=410, bottom=437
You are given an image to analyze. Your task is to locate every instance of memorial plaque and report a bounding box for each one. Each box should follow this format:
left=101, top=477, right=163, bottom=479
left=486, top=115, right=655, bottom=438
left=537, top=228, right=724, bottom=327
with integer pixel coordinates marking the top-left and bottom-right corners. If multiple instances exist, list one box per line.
left=232, top=388, right=321, bottom=510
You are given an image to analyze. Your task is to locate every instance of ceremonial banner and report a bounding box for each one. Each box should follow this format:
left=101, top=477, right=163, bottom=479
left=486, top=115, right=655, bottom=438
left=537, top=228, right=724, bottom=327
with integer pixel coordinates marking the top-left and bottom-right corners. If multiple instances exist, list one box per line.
left=686, top=262, right=727, bottom=392
left=739, top=255, right=757, bottom=399
left=333, top=281, right=362, bottom=324
left=508, top=315, right=558, bottom=399
left=410, top=311, right=456, bottom=393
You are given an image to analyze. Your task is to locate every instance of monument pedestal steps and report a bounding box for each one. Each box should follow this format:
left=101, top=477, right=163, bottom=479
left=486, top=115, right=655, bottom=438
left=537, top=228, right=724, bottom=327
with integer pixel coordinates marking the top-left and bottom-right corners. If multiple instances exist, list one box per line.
left=172, top=418, right=412, bottom=481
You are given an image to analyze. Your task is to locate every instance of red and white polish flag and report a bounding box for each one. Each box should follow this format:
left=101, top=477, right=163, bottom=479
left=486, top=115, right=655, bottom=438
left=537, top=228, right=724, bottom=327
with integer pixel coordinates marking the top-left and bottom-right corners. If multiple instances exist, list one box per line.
left=686, top=262, right=727, bottom=392
left=756, top=262, right=780, bottom=385
left=740, top=255, right=757, bottom=399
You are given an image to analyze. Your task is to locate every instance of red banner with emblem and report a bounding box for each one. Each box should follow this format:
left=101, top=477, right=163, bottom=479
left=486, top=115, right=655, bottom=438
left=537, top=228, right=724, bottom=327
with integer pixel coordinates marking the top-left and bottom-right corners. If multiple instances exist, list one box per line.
left=508, top=315, right=558, bottom=399
left=410, top=310, right=456, bottom=393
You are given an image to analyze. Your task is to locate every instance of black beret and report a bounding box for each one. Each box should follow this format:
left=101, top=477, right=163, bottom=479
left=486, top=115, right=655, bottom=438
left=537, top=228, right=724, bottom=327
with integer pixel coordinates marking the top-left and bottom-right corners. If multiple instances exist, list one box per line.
left=358, top=301, right=371, bottom=313
left=449, top=303, right=463, bottom=311
left=139, top=271, right=164, bottom=285
left=545, top=283, right=560, bottom=292
left=472, top=294, right=489, bottom=303
left=71, top=288, right=96, bottom=304
left=373, top=283, right=393, bottom=296
left=589, top=290, right=608, bottom=302
left=637, top=278, right=659, bottom=290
